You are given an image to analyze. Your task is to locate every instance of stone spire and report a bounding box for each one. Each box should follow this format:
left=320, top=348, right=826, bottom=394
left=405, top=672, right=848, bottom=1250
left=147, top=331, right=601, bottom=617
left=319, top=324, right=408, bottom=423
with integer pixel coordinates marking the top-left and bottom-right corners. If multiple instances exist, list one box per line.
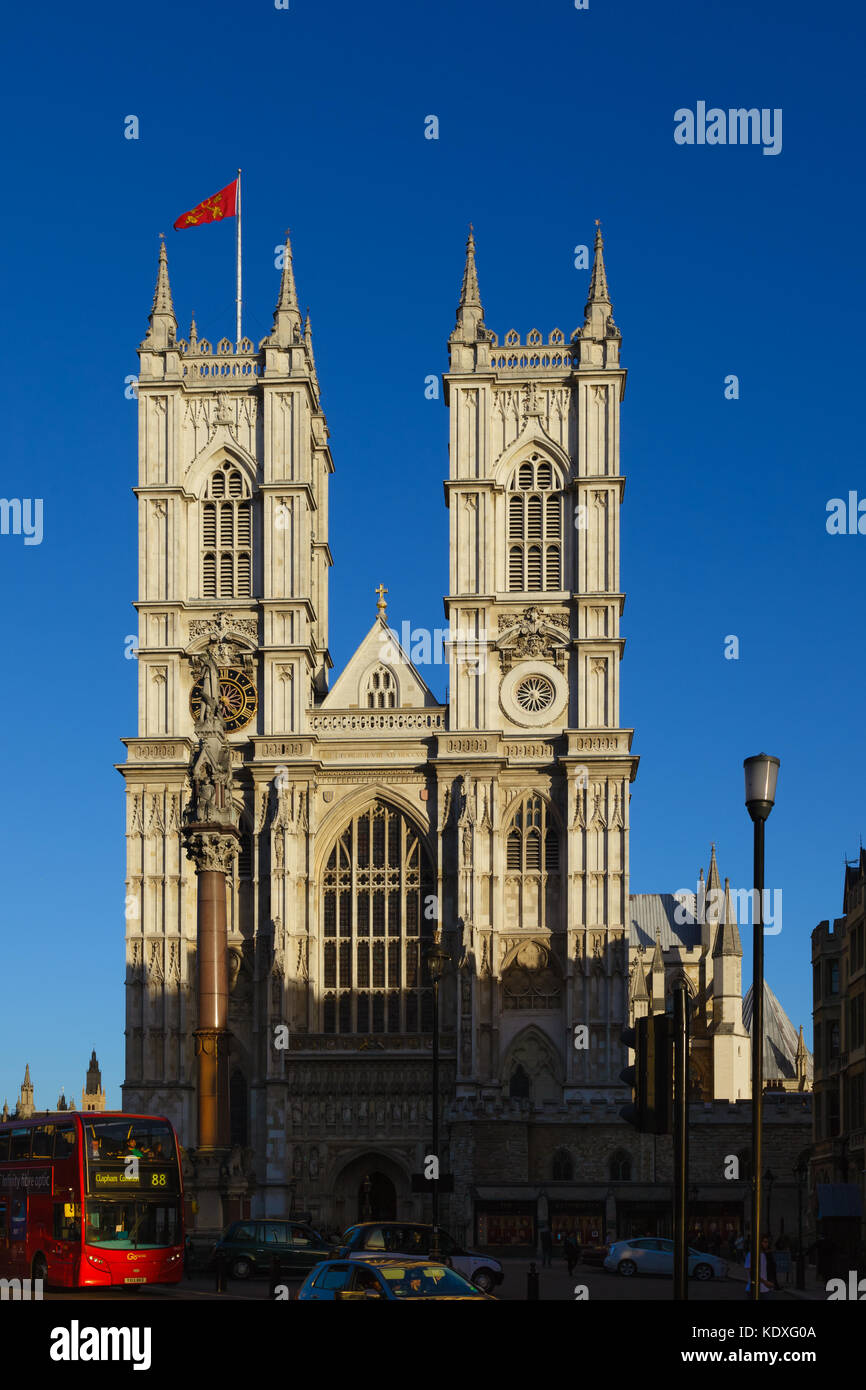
left=650, top=927, right=666, bottom=1011
left=580, top=221, right=619, bottom=353
left=270, top=230, right=302, bottom=345
left=142, top=235, right=177, bottom=349
left=795, top=1024, right=808, bottom=1083
left=451, top=224, right=486, bottom=345
left=588, top=222, right=610, bottom=303
left=713, top=878, right=743, bottom=957
left=706, top=843, right=720, bottom=892
left=629, top=950, right=649, bottom=1004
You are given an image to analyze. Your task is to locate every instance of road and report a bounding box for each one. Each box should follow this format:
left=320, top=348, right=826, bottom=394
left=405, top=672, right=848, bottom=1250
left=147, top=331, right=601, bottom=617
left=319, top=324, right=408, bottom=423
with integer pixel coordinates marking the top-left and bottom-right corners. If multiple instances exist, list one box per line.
left=39, top=1257, right=817, bottom=1302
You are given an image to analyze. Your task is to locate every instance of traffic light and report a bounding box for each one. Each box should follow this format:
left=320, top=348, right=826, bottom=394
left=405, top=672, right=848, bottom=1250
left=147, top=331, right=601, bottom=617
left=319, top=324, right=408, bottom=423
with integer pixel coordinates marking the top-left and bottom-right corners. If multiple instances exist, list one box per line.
left=619, top=1015, right=673, bottom=1134
left=619, top=1017, right=649, bottom=1130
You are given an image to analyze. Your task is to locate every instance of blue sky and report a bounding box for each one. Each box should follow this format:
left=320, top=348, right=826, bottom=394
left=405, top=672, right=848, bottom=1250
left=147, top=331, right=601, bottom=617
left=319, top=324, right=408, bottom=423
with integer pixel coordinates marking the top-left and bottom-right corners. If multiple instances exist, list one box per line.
left=1, top=0, right=863, bottom=1109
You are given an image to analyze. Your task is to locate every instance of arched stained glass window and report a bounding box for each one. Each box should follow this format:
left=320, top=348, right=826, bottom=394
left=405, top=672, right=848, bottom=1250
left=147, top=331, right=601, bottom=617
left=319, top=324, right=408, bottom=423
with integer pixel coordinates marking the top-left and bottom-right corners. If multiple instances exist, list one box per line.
left=322, top=803, right=436, bottom=1034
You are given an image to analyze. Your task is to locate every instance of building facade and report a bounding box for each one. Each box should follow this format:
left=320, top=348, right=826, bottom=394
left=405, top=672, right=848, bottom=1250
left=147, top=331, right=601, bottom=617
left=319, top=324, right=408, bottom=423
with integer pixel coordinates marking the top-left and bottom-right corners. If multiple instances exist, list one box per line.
left=120, top=227, right=809, bottom=1242
left=812, top=849, right=866, bottom=1242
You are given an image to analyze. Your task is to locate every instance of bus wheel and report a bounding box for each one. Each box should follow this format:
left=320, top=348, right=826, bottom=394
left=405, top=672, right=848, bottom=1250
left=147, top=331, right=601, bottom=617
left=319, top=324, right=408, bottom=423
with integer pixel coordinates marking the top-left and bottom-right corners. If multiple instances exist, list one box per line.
left=32, top=1254, right=48, bottom=1285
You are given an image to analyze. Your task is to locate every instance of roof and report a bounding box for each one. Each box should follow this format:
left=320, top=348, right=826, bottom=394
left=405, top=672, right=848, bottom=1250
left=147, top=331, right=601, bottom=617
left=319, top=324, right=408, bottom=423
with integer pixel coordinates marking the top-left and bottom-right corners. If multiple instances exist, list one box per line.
left=629, top=894, right=701, bottom=951
left=321, top=615, right=440, bottom=711
left=742, top=981, right=813, bottom=1081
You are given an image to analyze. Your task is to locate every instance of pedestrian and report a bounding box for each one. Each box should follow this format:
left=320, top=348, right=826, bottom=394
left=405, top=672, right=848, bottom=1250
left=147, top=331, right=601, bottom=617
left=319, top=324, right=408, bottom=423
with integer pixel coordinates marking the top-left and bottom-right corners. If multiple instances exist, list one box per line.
left=744, top=1235, right=777, bottom=1296
left=539, top=1225, right=553, bottom=1269
left=564, top=1231, right=579, bottom=1277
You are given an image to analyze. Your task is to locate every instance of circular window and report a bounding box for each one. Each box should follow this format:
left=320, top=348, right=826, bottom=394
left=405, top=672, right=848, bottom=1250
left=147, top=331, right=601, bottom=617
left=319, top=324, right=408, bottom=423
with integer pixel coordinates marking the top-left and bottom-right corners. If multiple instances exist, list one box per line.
left=515, top=675, right=555, bottom=712
left=499, top=663, right=568, bottom=728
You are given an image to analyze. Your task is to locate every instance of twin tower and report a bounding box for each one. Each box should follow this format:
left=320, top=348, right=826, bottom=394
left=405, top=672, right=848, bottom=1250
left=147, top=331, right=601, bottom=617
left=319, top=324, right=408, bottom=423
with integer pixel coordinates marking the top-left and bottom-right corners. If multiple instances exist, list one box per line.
left=120, top=224, right=647, bottom=1227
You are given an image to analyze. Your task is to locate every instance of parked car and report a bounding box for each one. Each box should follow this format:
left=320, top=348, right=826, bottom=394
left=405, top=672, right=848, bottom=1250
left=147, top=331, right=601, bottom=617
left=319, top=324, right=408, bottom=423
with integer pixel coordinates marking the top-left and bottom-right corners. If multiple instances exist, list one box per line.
left=603, top=1237, right=728, bottom=1281
left=212, top=1219, right=335, bottom=1280
left=336, top=1223, right=504, bottom=1294
left=297, top=1256, right=496, bottom=1300
left=580, top=1243, right=610, bottom=1267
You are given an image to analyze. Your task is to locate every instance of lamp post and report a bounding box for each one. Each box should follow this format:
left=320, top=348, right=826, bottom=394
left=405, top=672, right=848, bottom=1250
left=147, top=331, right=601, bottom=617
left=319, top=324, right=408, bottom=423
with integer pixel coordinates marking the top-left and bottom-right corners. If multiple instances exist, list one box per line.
left=764, top=1167, right=775, bottom=1239
left=425, top=931, right=451, bottom=1260
left=794, top=1157, right=808, bottom=1290
left=744, top=753, right=780, bottom=1301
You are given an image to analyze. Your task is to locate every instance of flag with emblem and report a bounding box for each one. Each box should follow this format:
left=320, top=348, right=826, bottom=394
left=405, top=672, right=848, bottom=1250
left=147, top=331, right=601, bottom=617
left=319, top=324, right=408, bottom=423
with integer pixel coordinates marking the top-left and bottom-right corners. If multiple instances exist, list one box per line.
left=173, top=178, right=238, bottom=229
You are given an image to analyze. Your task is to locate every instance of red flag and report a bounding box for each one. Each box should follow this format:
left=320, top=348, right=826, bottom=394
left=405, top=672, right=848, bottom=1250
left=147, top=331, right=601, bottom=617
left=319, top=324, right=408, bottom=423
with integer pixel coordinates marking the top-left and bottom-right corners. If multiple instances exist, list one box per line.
left=174, top=179, right=238, bottom=230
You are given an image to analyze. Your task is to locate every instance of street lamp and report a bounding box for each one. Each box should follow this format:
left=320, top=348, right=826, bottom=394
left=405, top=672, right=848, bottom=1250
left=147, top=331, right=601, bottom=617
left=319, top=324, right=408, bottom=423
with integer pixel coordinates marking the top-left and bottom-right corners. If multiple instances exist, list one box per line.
left=744, top=753, right=780, bottom=1301
left=793, top=1157, right=808, bottom=1290
left=764, top=1167, right=775, bottom=1238
left=425, top=931, right=451, bottom=1260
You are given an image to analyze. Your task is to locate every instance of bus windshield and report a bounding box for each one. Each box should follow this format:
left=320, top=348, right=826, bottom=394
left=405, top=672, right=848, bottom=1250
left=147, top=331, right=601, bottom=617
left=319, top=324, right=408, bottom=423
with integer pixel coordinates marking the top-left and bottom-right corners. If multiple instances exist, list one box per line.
left=85, top=1199, right=181, bottom=1249
left=83, top=1118, right=176, bottom=1163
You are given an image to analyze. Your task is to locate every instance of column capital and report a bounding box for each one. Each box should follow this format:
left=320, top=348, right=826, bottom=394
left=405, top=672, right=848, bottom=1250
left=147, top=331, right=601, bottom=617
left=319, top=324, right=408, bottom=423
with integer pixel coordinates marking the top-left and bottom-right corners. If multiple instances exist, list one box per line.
left=183, top=824, right=242, bottom=874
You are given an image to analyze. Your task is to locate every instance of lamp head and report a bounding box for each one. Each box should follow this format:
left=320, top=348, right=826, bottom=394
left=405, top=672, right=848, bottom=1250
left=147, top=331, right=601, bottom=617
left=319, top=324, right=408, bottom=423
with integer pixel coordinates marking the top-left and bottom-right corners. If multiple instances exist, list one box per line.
left=744, top=754, right=780, bottom=823
left=425, top=934, right=451, bottom=984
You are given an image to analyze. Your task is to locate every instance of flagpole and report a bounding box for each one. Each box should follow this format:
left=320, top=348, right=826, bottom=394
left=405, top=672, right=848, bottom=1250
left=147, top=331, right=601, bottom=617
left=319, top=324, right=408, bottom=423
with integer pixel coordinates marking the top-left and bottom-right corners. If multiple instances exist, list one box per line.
left=236, top=168, right=242, bottom=350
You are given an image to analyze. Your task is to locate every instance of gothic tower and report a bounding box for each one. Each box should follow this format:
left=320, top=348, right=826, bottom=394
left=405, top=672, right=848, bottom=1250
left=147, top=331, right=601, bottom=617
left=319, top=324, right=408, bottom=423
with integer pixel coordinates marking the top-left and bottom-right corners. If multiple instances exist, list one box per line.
left=120, top=233, right=333, bottom=1150
left=16, top=1064, right=35, bottom=1118
left=443, top=224, right=638, bottom=1106
left=82, top=1050, right=107, bottom=1112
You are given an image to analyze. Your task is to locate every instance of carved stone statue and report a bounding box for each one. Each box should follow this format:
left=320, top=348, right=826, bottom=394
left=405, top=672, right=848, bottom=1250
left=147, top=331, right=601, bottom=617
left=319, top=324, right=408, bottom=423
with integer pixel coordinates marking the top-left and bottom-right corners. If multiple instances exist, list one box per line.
left=187, top=638, right=238, bottom=828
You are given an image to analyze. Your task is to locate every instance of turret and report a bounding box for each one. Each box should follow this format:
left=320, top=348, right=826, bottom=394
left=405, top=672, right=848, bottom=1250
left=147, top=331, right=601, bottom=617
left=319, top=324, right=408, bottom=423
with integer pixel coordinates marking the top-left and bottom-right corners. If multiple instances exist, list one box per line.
left=577, top=222, right=621, bottom=368
left=141, top=235, right=177, bottom=351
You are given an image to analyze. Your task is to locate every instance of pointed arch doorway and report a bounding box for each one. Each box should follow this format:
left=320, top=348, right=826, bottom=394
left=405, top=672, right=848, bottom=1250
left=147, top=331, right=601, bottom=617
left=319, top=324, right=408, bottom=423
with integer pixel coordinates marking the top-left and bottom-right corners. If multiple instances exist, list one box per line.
left=332, top=1151, right=408, bottom=1231
left=358, top=1171, right=397, bottom=1223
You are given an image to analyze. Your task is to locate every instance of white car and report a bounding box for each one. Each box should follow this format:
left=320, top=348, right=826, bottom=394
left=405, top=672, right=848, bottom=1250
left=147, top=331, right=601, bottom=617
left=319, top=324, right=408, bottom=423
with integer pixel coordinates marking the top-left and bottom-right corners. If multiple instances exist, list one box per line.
left=338, top=1222, right=504, bottom=1295
left=603, top=1237, right=728, bottom=1281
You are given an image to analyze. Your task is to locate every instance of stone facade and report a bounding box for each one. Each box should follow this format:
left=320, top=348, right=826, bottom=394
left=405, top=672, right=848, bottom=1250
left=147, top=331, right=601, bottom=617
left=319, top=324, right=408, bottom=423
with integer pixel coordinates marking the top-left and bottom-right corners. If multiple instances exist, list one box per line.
left=120, top=225, right=808, bottom=1242
left=812, top=849, right=866, bottom=1241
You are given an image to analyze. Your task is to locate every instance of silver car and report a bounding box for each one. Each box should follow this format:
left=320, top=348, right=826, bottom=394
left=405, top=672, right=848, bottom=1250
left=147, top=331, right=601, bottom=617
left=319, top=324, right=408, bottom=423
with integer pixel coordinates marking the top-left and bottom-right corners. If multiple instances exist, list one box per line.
left=603, top=1237, right=728, bottom=1281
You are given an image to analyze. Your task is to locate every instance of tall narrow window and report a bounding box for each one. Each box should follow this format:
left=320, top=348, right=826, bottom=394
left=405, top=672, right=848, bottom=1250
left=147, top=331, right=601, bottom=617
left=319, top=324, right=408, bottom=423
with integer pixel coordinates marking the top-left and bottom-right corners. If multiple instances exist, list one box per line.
left=321, top=803, right=435, bottom=1034
left=504, top=794, right=559, bottom=874
left=202, top=464, right=253, bottom=598
left=507, top=455, right=563, bottom=592
left=364, top=667, right=397, bottom=708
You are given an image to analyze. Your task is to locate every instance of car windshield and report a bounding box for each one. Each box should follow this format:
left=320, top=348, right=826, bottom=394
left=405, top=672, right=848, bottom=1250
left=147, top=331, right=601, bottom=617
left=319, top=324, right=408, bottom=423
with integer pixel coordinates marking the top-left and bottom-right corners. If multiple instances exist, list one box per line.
left=378, top=1264, right=481, bottom=1298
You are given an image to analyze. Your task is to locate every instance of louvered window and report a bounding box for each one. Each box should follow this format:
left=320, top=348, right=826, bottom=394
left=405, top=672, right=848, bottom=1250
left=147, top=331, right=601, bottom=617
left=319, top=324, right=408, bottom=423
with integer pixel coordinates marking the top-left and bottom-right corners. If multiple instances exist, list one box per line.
left=201, top=465, right=253, bottom=598
left=505, top=794, right=560, bottom=875
left=527, top=546, right=543, bottom=590
left=506, top=455, right=564, bottom=592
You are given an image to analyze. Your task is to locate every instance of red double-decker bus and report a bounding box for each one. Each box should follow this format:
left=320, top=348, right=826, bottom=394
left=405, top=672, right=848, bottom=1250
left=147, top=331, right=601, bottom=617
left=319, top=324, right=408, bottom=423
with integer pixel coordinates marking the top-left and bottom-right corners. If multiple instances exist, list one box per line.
left=0, top=1111, right=184, bottom=1287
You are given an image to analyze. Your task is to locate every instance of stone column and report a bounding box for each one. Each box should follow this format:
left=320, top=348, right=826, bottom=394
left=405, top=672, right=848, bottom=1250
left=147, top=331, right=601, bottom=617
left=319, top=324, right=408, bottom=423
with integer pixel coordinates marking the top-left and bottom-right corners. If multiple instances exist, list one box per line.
left=184, top=825, right=241, bottom=1151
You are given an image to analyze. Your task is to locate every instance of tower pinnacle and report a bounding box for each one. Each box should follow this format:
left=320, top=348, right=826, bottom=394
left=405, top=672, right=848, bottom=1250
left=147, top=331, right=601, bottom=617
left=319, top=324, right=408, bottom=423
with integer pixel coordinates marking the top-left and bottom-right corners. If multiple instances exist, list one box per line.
left=142, top=235, right=177, bottom=350
left=271, top=229, right=302, bottom=345
left=580, top=221, right=619, bottom=355
left=586, top=221, right=610, bottom=306
left=450, top=224, right=486, bottom=345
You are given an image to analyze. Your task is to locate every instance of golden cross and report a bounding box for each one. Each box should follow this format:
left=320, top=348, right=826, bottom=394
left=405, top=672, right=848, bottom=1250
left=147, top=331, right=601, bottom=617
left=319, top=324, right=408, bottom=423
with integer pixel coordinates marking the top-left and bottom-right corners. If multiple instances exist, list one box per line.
left=375, top=583, right=388, bottom=614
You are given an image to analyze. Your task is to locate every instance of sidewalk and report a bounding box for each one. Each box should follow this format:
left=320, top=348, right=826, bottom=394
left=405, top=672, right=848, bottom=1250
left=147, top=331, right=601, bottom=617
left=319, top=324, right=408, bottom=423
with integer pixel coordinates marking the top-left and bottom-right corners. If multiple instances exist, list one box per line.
left=725, top=1259, right=826, bottom=1301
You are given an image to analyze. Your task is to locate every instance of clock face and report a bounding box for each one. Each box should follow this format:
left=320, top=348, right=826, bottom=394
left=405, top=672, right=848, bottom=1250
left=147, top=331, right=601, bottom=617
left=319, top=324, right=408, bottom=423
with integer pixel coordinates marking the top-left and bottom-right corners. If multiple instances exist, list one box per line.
left=190, top=666, right=257, bottom=733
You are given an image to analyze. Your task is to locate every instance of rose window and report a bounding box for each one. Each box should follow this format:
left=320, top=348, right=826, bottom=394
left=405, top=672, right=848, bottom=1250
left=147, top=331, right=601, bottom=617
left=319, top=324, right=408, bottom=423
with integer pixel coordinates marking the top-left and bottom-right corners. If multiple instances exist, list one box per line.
left=515, top=674, right=555, bottom=712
